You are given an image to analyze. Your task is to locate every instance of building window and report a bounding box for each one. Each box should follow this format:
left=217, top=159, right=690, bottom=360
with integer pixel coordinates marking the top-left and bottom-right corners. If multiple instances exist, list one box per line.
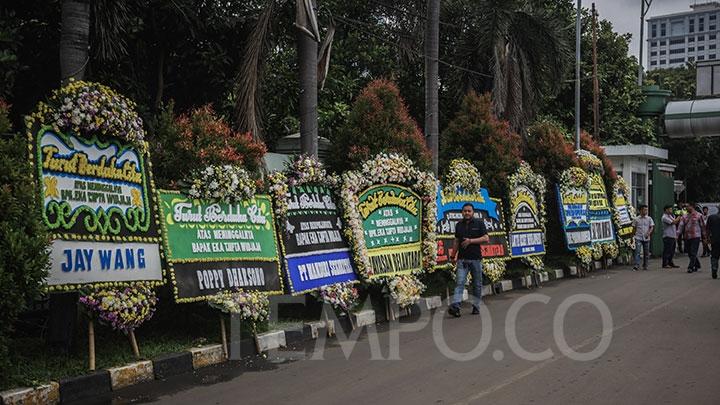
left=661, top=23, right=666, bottom=36
left=689, top=37, right=695, bottom=42
left=670, top=38, right=685, bottom=45
left=690, top=19, right=696, bottom=33
left=651, top=40, right=658, bottom=46
left=700, top=18, right=705, bottom=31
left=711, top=14, right=717, bottom=21
left=651, top=60, right=657, bottom=66
left=660, top=40, right=667, bottom=45
left=689, top=56, right=696, bottom=61
left=632, top=172, right=646, bottom=207
left=699, top=35, right=705, bottom=41
left=711, top=34, right=717, bottom=39
left=650, top=51, right=658, bottom=56
left=689, top=47, right=695, bottom=52
left=698, top=46, right=705, bottom=51
left=660, top=60, right=667, bottom=64
left=660, top=50, right=667, bottom=55
left=711, top=54, right=717, bottom=59
left=699, top=55, right=706, bottom=60
left=670, top=48, right=685, bottom=54
left=711, top=44, right=717, bottom=49
left=670, top=58, right=685, bottom=63
left=711, top=25, right=717, bottom=30
left=652, top=24, right=657, bottom=37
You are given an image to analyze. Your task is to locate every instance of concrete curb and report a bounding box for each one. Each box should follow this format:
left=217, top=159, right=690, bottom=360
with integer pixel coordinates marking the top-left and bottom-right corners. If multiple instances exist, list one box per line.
left=352, top=310, right=376, bottom=327
left=255, top=330, right=286, bottom=352
left=188, top=344, right=225, bottom=370
left=58, top=371, right=111, bottom=404
left=108, top=361, right=154, bottom=390
left=0, top=382, right=59, bottom=405
left=421, top=296, right=442, bottom=310
left=152, top=352, right=193, bottom=380
left=284, top=325, right=313, bottom=345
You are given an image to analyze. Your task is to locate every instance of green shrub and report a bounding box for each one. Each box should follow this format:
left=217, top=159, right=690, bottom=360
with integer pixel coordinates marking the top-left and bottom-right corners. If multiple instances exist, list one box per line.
left=329, top=79, right=431, bottom=173
left=0, top=101, right=50, bottom=385
left=147, top=102, right=267, bottom=188
left=439, top=91, right=523, bottom=196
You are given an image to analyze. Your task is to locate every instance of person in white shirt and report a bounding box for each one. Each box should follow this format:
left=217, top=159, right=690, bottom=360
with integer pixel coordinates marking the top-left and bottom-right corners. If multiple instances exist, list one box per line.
left=632, top=204, right=654, bottom=271
left=661, top=204, right=681, bottom=269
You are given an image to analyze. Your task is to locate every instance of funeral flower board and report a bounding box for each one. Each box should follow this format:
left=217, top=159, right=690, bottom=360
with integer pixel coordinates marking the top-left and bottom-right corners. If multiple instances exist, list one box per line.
left=435, top=186, right=509, bottom=265
left=557, top=181, right=592, bottom=251
left=278, top=184, right=357, bottom=294
left=508, top=185, right=545, bottom=257
left=158, top=191, right=283, bottom=302
left=358, top=184, right=423, bottom=279
left=588, top=173, right=615, bottom=244
left=29, top=127, right=163, bottom=289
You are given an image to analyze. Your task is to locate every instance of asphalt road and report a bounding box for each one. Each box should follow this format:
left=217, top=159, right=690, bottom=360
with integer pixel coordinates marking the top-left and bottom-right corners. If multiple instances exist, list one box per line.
left=113, top=255, right=720, bottom=405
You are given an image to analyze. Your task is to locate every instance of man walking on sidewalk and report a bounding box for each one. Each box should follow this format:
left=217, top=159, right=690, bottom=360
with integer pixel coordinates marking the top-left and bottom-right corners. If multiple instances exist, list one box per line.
left=449, top=203, right=489, bottom=317
left=678, top=203, right=706, bottom=273
left=706, top=207, right=720, bottom=279
left=661, top=204, right=681, bottom=268
left=632, top=204, right=654, bottom=271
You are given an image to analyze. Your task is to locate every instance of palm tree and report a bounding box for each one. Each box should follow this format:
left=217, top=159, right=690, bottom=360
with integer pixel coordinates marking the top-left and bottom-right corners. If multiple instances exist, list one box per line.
left=452, top=0, right=573, bottom=133
left=59, top=0, right=133, bottom=84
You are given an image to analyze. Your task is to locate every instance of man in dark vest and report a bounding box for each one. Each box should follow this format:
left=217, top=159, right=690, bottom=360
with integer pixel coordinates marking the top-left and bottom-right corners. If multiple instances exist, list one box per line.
left=449, top=203, right=489, bottom=317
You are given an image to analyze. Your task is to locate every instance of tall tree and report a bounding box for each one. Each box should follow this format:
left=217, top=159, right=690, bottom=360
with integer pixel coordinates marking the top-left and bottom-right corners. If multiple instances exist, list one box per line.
left=447, top=0, right=573, bottom=132
left=542, top=11, right=656, bottom=146
left=59, top=0, right=90, bottom=83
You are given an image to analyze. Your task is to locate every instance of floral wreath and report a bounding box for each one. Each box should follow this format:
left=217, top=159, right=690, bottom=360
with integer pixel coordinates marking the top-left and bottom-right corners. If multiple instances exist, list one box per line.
left=268, top=155, right=358, bottom=296
left=79, top=285, right=158, bottom=333
left=611, top=177, right=636, bottom=250
left=340, top=153, right=437, bottom=280
left=27, top=80, right=164, bottom=292
left=508, top=161, right=548, bottom=271
left=444, top=158, right=483, bottom=195
left=385, top=274, right=426, bottom=308
left=559, top=166, right=593, bottom=265
left=576, top=149, right=603, bottom=174
left=311, top=281, right=360, bottom=312
left=186, top=165, right=256, bottom=203
left=26, top=79, right=146, bottom=152
left=268, top=155, right=338, bottom=226
left=208, top=289, right=269, bottom=331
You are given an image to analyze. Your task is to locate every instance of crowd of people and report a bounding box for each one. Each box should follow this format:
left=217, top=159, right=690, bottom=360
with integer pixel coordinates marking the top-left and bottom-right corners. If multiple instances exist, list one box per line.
left=634, top=202, right=720, bottom=279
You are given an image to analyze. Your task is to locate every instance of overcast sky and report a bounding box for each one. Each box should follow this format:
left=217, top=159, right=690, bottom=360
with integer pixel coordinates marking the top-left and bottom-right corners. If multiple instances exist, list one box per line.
left=591, top=0, right=704, bottom=61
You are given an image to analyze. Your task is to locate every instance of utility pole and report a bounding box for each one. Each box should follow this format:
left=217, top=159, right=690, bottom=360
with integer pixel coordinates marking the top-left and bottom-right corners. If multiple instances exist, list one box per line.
left=592, top=3, right=600, bottom=140
left=575, top=0, right=582, bottom=150
left=425, top=0, right=440, bottom=175
left=638, top=0, right=653, bottom=86
left=298, top=0, right=319, bottom=158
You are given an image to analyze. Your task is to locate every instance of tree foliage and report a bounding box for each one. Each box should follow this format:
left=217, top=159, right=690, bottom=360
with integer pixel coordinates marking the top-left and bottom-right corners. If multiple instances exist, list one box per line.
left=542, top=12, right=656, bottom=145
left=328, top=79, right=431, bottom=173
left=440, top=91, right=523, bottom=195
left=646, top=63, right=696, bottom=100
left=0, top=103, right=50, bottom=383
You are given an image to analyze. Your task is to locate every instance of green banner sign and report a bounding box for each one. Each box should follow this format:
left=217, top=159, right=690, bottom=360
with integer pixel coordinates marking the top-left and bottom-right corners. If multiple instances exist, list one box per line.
left=158, top=191, right=282, bottom=301
left=358, top=184, right=422, bottom=277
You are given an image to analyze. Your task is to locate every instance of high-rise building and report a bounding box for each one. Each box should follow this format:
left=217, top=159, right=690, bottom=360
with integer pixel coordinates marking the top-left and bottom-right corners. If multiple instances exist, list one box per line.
left=647, top=2, right=720, bottom=70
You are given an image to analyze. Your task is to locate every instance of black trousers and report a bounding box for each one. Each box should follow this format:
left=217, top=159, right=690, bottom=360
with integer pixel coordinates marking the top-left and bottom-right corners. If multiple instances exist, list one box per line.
left=662, top=237, right=676, bottom=266
left=686, top=237, right=701, bottom=271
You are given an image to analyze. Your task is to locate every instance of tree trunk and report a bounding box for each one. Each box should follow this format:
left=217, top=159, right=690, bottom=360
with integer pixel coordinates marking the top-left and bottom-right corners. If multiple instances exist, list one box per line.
left=297, top=1, right=319, bottom=158
left=60, top=0, right=90, bottom=85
